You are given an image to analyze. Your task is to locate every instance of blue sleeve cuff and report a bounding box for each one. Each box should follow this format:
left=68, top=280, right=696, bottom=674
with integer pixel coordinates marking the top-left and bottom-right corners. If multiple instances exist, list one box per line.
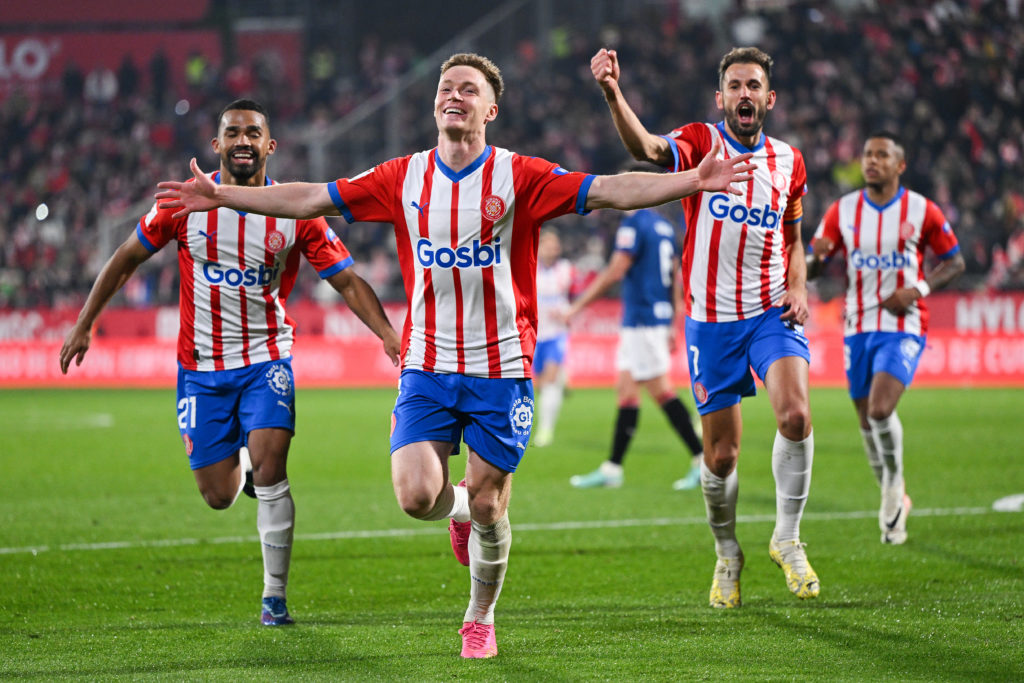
left=326, top=182, right=355, bottom=223
left=660, top=135, right=681, bottom=172
left=318, top=255, right=354, bottom=279
left=135, top=223, right=159, bottom=253
left=575, top=174, right=597, bottom=215
left=937, top=244, right=961, bottom=261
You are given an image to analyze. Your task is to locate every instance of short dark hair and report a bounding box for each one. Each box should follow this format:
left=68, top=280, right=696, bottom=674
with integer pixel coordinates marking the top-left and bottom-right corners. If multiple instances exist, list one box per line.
left=217, top=99, right=270, bottom=131
left=440, top=53, right=504, bottom=102
left=865, top=130, right=905, bottom=159
left=718, top=47, right=773, bottom=88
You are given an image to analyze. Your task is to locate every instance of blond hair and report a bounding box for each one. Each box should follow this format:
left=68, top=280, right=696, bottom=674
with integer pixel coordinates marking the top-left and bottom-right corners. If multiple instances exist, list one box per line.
left=440, top=53, right=504, bottom=102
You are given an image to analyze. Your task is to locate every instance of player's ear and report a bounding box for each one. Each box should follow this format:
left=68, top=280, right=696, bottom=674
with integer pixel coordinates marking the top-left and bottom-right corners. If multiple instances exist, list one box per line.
left=484, top=103, right=498, bottom=124
left=267, top=138, right=277, bottom=156
left=211, top=137, right=221, bottom=153
left=715, top=91, right=724, bottom=111
left=765, top=89, right=777, bottom=110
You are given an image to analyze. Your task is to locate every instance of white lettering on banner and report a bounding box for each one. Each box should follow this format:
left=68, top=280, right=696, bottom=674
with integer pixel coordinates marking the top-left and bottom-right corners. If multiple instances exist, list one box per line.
left=984, top=338, right=1024, bottom=373
left=0, top=38, right=59, bottom=80
left=948, top=338, right=982, bottom=375
left=0, top=311, right=44, bottom=340
left=324, top=311, right=375, bottom=338
left=956, top=296, right=1024, bottom=334
left=917, top=338, right=945, bottom=374
left=155, top=307, right=179, bottom=340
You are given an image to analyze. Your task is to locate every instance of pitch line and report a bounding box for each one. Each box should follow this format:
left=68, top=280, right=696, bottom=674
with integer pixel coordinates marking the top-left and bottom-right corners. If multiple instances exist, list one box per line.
left=0, top=505, right=996, bottom=557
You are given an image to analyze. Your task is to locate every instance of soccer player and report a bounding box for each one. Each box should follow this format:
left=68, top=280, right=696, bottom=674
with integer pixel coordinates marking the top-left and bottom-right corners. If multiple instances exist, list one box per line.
left=809, top=131, right=964, bottom=544
left=532, top=229, right=574, bottom=447
left=155, top=54, right=755, bottom=657
left=59, top=99, right=401, bottom=626
left=567, top=206, right=703, bottom=491
left=591, top=46, right=818, bottom=608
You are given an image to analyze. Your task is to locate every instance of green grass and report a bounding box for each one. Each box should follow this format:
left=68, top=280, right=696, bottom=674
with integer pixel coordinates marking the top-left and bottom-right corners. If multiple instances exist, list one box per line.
left=2, top=386, right=1022, bottom=681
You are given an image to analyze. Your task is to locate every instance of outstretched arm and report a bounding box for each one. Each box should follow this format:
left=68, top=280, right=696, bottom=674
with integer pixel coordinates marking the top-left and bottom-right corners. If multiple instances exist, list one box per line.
left=325, top=268, right=402, bottom=367
left=59, top=234, right=153, bottom=374
left=585, top=141, right=755, bottom=211
left=155, top=158, right=339, bottom=220
left=591, top=48, right=673, bottom=166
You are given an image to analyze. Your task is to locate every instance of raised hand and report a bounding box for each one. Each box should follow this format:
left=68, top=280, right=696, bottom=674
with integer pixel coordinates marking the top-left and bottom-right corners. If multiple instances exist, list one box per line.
left=155, top=158, right=219, bottom=219
left=590, top=48, right=620, bottom=94
left=696, top=140, right=756, bottom=195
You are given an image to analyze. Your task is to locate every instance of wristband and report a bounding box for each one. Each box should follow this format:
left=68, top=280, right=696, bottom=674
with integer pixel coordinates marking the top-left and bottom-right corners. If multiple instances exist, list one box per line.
left=913, top=280, right=931, bottom=298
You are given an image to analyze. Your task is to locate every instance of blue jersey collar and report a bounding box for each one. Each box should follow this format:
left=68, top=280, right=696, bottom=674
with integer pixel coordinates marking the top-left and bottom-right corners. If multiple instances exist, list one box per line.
left=716, top=121, right=765, bottom=154
left=862, top=186, right=906, bottom=212
left=434, top=146, right=492, bottom=183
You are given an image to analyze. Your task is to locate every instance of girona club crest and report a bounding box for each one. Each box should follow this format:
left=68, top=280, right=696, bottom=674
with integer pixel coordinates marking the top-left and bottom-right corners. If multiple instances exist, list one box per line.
left=265, top=229, right=286, bottom=254
left=482, top=195, right=506, bottom=221
left=693, top=382, right=709, bottom=405
left=771, top=170, right=789, bottom=193
left=898, top=220, right=916, bottom=240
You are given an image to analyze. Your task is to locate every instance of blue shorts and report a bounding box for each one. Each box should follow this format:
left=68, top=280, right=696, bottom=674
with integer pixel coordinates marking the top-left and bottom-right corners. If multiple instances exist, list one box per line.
left=533, top=334, right=568, bottom=375
left=684, top=307, right=811, bottom=416
left=844, top=331, right=926, bottom=400
left=390, top=369, right=534, bottom=473
left=176, top=358, right=296, bottom=470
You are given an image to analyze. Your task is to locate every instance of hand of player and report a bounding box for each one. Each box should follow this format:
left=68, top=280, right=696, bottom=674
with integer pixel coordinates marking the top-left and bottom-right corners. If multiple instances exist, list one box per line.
left=590, top=48, right=620, bottom=94
left=382, top=329, right=402, bottom=368
left=696, top=141, right=756, bottom=196
left=155, top=158, right=219, bottom=219
left=59, top=322, right=91, bottom=374
left=778, top=288, right=810, bottom=325
left=881, top=287, right=917, bottom=316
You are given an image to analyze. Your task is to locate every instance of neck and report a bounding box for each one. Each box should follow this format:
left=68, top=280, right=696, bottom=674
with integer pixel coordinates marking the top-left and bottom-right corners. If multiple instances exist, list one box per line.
left=865, top=182, right=900, bottom=205
left=219, top=166, right=266, bottom=187
left=437, top=131, right=487, bottom=171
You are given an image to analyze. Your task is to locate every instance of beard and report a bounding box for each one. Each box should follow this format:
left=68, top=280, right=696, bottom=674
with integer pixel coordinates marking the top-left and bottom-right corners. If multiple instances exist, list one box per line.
left=222, top=152, right=263, bottom=182
left=725, top=104, right=766, bottom=139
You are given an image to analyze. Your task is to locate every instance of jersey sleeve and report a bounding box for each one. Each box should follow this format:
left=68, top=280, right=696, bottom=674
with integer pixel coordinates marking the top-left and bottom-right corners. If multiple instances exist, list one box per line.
left=326, top=157, right=405, bottom=224
left=784, top=148, right=808, bottom=225
left=660, top=123, right=712, bottom=173
left=512, top=155, right=595, bottom=223
left=613, top=214, right=641, bottom=257
left=135, top=201, right=179, bottom=253
left=922, top=200, right=960, bottom=259
left=811, top=200, right=844, bottom=259
left=296, top=217, right=354, bottom=279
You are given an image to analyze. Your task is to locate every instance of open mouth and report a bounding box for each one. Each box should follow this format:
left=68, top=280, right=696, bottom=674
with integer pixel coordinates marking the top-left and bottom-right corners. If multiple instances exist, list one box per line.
left=231, top=149, right=256, bottom=165
left=443, top=107, right=467, bottom=119
left=737, top=102, right=755, bottom=125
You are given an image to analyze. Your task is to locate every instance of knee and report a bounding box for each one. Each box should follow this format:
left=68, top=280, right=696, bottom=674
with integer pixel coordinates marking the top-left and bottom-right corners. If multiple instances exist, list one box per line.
left=866, top=405, right=893, bottom=423
left=199, top=487, right=235, bottom=510
left=777, top=406, right=811, bottom=441
left=395, top=485, right=436, bottom=520
left=705, top=442, right=738, bottom=478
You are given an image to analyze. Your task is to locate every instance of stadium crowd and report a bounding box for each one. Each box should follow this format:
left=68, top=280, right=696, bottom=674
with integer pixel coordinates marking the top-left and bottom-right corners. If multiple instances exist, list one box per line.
left=2, top=1, right=1022, bottom=309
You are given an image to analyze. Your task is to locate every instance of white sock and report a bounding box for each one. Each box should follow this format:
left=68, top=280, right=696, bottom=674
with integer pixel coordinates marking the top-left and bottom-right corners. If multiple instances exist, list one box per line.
left=772, top=430, right=814, bottom=543
left=700, top=461, right=740, bottom=558
left=869, top=412, right=904, bottom=490
left=419, top=481, right=470, bottom=523
left=231, top=446, right=253, bottom=506
left=255, top=479, right=294, bottom=599
left=450, top=483, right=470, bottom=524
left=538, top=378, right=565, bottom=434
left=860, top=427, right=883, bottom=485
left=464, top=514, right=511, bottom=626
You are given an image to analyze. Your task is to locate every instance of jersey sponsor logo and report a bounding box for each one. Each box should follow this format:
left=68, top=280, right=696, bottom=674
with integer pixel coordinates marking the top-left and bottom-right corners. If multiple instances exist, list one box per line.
left=849, top=248, right=911, bottom=270
left=707, top=194, right=780, bottom=229
left=202, top=262, right=280, bottom=286
left=265, top=229, right=286, bottom=254
left=899, top=220, right=916, bottom=240
left=416, top=238, right=502, bottom=269
left=481, top=194, right=506, bottom=221
left=509, top=396, right=534, bottom=437
left=265, top=363, right=292, bottom=397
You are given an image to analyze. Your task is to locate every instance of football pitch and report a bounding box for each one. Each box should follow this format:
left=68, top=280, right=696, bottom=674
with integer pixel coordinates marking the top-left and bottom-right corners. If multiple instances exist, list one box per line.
left=2, top=386, right=1022, bottom=681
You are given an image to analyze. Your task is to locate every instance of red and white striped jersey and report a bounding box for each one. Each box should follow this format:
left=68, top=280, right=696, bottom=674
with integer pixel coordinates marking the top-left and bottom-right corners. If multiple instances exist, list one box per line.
left=812, top=187, right=959, bottom=335
left=662, top=122, right=807, bottom=322
left=328, top=146, right=594, bottom=378
left=536, top=258, right=574, bottom=341
left=139, top=172, right=353, bottom=371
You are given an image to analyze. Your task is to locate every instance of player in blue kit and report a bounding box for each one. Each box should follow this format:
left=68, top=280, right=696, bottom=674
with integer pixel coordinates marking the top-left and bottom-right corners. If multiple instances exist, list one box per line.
left=568, top=206, right=704, bottom=490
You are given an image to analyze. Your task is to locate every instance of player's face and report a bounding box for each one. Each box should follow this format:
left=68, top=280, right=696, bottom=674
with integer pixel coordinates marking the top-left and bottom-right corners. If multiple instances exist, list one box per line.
left=716, top=63, right=776, bottom=140
left=861, top=137, right=906, bottom=190
left=213, top=109, right=276, bottom=183
left=434, top=65, right=498, bottom=136
left=538, top=233, right=561, bottom=265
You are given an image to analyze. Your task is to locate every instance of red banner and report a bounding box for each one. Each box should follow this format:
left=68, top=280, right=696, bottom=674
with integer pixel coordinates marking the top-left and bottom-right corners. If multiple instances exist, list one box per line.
left=3, top=293, right=1024, bottom=387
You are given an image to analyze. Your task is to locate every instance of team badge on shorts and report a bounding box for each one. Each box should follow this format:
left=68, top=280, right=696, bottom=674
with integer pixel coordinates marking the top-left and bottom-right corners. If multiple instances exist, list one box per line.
left=265, top=363, right=292, bottom=396
left=265, top=229, right=286, bottom=254
left=694, top=382, right=709, bottom=405
left=900, top=337, right=922, bottom=360
left=182, top=433, right=194, bottom=456
left=482, top=195, right=506, bottom=221
left=509, top=396, right=534, bottom=437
